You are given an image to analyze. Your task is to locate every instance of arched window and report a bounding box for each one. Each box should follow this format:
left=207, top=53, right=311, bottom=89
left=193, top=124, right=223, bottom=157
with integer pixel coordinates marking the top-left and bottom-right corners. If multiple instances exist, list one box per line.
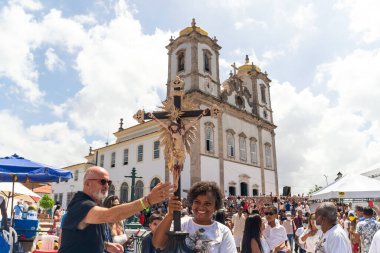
left=177, top=51, right=185, bottom=72
left=204, top=122, right=215, bottom=153
left=120, top=182, right=129, bottom=203
left=260, top=84, right=266, bottom=103
left=250, top=138, right=258, bottom=164
left=226, top=132, right=235, bottom=158
left=203, top=50, right=212, bottom=73
left=265, top=143, right=272, bottom=168
left=239, top=134, right=247, bottom=161
left=150, top=177, right=160, bottom=190
left=108, top=184, right=115, bottom=196
left=135, top=180, right=144, bottom=200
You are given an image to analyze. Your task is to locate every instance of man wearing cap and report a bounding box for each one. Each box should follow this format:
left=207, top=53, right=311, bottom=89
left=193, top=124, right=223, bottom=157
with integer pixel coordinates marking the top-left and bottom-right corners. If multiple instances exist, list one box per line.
left=282, top=212, right=295, bottom=252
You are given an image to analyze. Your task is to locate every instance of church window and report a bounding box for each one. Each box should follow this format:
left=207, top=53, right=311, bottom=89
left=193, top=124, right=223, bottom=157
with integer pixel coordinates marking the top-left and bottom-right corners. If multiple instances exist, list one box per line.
left=120, top=182, right=129, bottom=203
left=123, top=149, right=129, bottom=165
left=205, top=122, right=215, bottom=153
left=100, top=154, right=104, bottom=167
left=67, top=192, right=75, bottom=206
left=226, top=132, right=235, bottom=158
left=250, top=138, right=258, bottom=164
left=108, top=184, right=115, bottom=196
left=265, top=143, right=272, bottom=168
left=135, top=180, right=144, bottom=199
left=260, top=84, right=266, bottom=103
left=137, top=145, right=143, bottom=162
left=236, top=96, right=244, bottom=107
left=203, top=50, right=212, bottom=73
left=153, top=141, right=160, bottom=159
left=150, top=177, right=161, bottom=190
left=111, top=152, right=116, bottom=168
left=239, top=135, right=247, bottom=161
left=177, top=51, right=185, bottom=72
left=74, top=170, right=79, bottom=181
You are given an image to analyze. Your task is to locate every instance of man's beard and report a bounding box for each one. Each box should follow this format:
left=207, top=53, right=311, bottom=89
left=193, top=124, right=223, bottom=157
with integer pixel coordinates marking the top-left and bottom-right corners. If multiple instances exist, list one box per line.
left=94, top=190, right=108, bottom=202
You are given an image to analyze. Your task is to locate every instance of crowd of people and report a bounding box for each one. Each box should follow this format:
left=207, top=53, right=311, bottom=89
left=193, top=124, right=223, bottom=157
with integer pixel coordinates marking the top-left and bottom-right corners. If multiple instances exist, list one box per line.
left=26, top=165, right=379, bottom=253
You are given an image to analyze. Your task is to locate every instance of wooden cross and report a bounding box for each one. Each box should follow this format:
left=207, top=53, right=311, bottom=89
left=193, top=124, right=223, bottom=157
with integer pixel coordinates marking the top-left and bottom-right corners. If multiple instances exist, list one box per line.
left=133, top=76, right=221, bottom=231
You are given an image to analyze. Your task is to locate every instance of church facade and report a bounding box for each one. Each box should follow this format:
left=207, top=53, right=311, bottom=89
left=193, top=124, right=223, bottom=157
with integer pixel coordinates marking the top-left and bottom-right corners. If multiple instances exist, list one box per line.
left=52, top=20, right=279, bottom=208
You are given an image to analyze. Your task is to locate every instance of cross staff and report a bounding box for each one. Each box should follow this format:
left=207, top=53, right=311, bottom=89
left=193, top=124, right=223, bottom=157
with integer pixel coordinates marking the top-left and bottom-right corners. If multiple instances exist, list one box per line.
left=133, top=76, right=221, bottom=231
left=231, top=62, right=239, bottom=75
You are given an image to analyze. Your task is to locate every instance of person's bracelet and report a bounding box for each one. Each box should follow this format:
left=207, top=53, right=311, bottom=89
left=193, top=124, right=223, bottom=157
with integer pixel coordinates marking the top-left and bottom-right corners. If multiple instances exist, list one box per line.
left=140, top=198, right=147, bottom=210
left=145, top=195, right=152, bottom=206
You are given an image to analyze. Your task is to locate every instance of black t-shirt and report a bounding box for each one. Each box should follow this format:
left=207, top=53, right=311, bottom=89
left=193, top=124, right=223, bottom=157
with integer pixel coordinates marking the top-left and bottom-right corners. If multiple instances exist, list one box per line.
left=59, top=191, right=106, bottom=253
left=141, top=232, right=157, bottom=253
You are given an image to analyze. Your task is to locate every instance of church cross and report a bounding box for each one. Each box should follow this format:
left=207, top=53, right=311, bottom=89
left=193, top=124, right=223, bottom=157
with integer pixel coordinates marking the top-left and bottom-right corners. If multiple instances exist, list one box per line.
left=231, top=62, right=239, bottom=75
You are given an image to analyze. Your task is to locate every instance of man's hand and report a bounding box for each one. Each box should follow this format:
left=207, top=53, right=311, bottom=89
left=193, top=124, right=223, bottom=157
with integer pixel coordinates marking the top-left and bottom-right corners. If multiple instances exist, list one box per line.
left=148, top=182, right=174, bottom=205
left=106, top=242, right=124, bottom=253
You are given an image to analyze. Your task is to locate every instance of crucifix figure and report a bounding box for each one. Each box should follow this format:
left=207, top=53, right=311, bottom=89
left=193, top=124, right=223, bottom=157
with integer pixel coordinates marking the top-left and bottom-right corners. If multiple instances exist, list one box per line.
left=134, top=76, right=221, bottom=191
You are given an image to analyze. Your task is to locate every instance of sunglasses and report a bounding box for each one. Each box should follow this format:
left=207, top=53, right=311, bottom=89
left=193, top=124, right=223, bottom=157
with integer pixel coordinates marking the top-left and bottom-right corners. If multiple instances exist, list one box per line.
left=265, top=212, right=275, bottom=216
left=88, top=179, right=112, bottom=186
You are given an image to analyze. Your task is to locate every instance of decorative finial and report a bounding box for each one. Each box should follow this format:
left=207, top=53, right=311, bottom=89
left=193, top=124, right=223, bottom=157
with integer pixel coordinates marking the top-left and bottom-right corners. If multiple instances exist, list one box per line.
left=191, top=18, right=196, bottom=28
left=213, top=36, right=218, bottom=43
left=229, top=70, right=233, bottom=77
left=119, top=118, right=124, bottom=131
left=89, top=146, right=92, bottom=155
left=245, top=55, right=249, bottom=64
left=170, top=36, right=174, bottom=42
left=105, top=141, right=109, bottom=146
left=264, top=71, right=268, bottom=75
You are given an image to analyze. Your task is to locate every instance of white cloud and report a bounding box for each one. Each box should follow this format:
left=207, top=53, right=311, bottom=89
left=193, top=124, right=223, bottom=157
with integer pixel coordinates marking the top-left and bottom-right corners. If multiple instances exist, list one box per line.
left=205, top=0, right=252, bottom=9
left=335, top=0, right=380, bottom=43
left=0, top=110, right=87, bottom=167
left=273, top=48, right=380, bottom=193
left=290, top=3, right=317, bottom=30
left=44, top=48, right=65, bottom=71
left=9, top=0, right=42, bottom=11
left=234, top=18, right=267, bottom=30
left=57, top=6, right=172, bottom=136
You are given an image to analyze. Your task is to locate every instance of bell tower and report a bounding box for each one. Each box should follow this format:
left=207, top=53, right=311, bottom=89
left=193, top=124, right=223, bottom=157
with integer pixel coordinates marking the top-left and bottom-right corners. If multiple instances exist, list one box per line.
left=166, top=19, right=222, bottom=98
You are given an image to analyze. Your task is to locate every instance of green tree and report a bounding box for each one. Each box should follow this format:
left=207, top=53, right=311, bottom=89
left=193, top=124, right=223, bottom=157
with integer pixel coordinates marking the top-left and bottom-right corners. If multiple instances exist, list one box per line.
left=308, top=184, right=323, bottom=195
left=39, top=194, right=55, bottom=210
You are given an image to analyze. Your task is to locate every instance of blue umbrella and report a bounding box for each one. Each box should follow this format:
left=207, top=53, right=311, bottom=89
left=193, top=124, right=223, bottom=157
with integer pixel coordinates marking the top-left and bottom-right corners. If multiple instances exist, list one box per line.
left=0, top=154, right=72, bottom=226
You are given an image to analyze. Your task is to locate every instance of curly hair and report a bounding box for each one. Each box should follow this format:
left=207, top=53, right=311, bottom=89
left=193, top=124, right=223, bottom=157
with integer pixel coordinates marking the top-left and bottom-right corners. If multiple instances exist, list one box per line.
left=187, top=181, right=223, bottom=210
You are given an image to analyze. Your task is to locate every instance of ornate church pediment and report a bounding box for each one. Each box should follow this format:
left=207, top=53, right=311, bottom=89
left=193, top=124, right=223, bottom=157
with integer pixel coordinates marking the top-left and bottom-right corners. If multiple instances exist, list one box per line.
left=220, top=75, right=254, bottom=111
left=228, top=180, right=237, bottom=186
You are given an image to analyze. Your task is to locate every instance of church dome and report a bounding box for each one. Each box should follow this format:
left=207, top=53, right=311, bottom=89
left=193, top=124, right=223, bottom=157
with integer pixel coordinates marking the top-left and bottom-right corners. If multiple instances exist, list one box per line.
left=179, top=18, right=208, bottom=37
left=238, top=55, right=261, bottom=73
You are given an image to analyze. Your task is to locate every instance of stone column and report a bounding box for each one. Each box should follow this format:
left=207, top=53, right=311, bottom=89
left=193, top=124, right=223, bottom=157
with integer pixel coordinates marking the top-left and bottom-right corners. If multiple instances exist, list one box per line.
left=217, top=113, right=225, bottom=193
left=258, top=126, right=265, bottom=194
left=271, top=131, right=279, bottom=195
left=190, top=121, right=201, bottom=185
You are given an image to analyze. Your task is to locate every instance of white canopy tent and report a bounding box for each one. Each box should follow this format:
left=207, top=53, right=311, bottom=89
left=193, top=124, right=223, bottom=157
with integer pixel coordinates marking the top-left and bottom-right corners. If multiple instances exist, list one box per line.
left=311, top=174, right=380, bottom=200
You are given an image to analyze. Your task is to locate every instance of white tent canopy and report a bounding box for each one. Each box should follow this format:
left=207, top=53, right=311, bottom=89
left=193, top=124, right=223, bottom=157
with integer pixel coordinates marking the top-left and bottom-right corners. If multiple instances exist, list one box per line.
left=0, top=182, right=41, bottom=203
left=311, top=174, right=380, bottom=199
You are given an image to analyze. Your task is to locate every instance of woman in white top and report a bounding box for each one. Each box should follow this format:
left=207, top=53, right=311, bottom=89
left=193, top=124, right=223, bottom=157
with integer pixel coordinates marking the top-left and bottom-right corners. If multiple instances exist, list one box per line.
left=299, top=213, right=322, bottom=253
left=103, top=195, right=128, bottom=245
left=153, top=181, right=237, bottom=253
left=241, top=214, right=270, bottom=253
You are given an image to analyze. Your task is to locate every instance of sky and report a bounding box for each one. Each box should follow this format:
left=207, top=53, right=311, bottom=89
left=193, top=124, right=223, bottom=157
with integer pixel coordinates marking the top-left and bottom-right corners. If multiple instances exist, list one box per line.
left=1, top=0, right=380, bottom=194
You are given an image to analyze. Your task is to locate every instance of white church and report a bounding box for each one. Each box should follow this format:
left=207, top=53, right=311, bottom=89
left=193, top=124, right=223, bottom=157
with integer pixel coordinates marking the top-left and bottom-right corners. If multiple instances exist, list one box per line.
left=52, top=20, right=279, bottom=208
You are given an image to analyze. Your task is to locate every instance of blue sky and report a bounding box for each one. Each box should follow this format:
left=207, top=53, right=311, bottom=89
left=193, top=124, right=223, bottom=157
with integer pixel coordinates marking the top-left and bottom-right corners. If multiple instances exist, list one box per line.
left=1, top=0, right=380, bottom=193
